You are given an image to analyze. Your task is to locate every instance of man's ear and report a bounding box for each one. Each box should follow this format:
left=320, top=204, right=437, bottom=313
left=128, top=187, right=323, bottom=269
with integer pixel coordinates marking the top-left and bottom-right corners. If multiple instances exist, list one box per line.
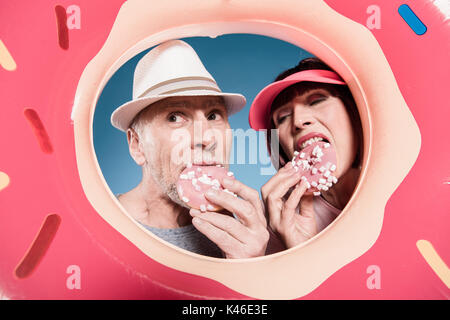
left=127, top=128, right=146, bottom=166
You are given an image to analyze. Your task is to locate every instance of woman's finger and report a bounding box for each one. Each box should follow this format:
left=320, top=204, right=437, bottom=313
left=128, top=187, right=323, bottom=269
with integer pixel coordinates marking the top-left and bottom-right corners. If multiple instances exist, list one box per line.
left=299, top=193, right=315, bottom=219
left=261, top=162, right=298, bottom=200
left=281, top=179, right=309, bottom=222
left=266, top=169, right=304, bottom=204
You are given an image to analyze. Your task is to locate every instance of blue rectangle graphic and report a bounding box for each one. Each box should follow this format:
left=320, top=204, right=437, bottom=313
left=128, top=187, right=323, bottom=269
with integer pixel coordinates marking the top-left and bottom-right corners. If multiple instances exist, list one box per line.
left=398, top=4, right=427, bottom=35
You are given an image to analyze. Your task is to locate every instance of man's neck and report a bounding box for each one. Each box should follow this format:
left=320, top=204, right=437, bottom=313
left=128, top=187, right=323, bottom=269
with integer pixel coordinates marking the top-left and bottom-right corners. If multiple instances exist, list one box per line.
left=118, top=174, right=192, bottom=229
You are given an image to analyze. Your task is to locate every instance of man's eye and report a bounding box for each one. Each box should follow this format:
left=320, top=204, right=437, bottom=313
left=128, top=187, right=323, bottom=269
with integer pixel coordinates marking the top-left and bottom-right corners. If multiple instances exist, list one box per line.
left=207, top=111, right=221, bottom=121
left=168, top=113, right=183, bottom=122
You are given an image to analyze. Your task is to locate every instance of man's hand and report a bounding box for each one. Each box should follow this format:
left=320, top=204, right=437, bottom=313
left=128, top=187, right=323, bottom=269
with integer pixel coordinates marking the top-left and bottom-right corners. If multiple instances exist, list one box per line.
left=190, top=178, right=269, bottom=259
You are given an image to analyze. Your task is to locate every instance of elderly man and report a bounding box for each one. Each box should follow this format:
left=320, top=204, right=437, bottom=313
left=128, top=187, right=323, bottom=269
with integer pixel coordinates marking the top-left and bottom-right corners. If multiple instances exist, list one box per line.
left=111, top=40, right=269, bottom=259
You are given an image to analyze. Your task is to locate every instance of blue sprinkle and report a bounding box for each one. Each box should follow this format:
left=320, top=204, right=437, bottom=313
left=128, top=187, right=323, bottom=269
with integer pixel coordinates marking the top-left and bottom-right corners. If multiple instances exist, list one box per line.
left=398, top=4, right=427, bottom=35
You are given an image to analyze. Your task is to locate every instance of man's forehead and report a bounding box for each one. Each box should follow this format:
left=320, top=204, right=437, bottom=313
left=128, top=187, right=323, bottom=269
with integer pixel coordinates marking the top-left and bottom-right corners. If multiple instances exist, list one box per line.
left=136, top=96, right=227, bottom=123
left=161, top=96, right=225, bottom=107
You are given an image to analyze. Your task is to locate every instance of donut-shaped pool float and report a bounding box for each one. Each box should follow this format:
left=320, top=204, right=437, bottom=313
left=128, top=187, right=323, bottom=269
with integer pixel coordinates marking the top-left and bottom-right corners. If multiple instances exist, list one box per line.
left=0, top=0, right=449, bottom=299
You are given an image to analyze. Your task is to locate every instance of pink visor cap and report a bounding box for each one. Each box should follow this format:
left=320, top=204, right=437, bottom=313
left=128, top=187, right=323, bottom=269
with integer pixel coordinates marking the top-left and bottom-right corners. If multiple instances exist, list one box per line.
left=249, top=69, right=346, bottom=131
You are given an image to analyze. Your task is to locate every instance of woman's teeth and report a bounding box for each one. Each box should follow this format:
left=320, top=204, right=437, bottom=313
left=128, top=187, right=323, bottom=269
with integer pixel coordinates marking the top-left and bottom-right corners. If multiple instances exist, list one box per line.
left=299, top=136, right=329, bottom=150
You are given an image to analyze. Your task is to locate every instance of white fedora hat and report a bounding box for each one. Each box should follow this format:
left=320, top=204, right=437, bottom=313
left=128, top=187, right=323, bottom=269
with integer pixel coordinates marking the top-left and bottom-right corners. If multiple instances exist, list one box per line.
left=111, top=40, right=247, bottom=132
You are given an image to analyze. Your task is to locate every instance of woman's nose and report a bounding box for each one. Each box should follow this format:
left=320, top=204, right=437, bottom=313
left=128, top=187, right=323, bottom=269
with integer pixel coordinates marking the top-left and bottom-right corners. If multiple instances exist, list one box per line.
left=292, top=106, right=315, bottom=131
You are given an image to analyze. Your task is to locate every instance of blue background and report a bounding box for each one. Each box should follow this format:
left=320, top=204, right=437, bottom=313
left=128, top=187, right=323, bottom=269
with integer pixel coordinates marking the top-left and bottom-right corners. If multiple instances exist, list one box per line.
left=93, top=34, right=312, bottom=195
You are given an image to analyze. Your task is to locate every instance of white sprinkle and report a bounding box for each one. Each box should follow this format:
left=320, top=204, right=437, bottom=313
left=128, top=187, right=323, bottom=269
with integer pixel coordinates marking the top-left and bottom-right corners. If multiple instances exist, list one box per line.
left=311, top=181, right=318, bottom=187
left=187, top=171, right=195, bottom=179
left=332, top=176, right=338, bottom=183
left=327, top=176, right=334, bottom=183
left=324, top=143, right=330, bottom=148
left=313, top=191, right=321, bottom=196
left=312, top=168, right=318, bottom=174
left=207, top=204, right=215, bottom=211
left=192, top=178, right=198, bottom=185
left=299, top=152, right=305, bottom=159
left=182, top=196, right=189, bottom=203
left=330, top=164, right=337, bottom=171
left=319, top=166, right=326, bottom=173
left=200, top=204, right=206, bottom=212
left=227, top=171, right=234, bottom=176
left=178, top=186, right=183, bottom=195
left=301, top=176, right=307, bottom=181
left=312, top=146, right=321, bottom=156
left=180, top=174, right=188, bottom=180
left=197, top=167, right=202, bottom=172
left=326, top=182, right=332, bottom=187
left=324, top=170, right=330, bottom=178
left=293, top=151, right=299, bottom=156
left=306, top=182, right=311, bottom=189
left=319, top=178, right=326, bottom=184
left=317, top=184, right=323, bottom=190
left=322, top=186, right=329, bottom=191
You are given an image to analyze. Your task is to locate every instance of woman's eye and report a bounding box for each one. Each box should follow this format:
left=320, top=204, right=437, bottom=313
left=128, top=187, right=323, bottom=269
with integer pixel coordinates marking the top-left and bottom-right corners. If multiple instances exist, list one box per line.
left=277, top=112, right=291, bottom=124
left=309, top=95, right=327, bottom=106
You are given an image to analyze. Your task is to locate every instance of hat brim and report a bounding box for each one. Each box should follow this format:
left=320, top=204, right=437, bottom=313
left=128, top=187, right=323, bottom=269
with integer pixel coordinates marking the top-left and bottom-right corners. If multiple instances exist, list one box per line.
left=111, top=91, right=246, bottom=132
left=249, top=71, right=346, bottom=131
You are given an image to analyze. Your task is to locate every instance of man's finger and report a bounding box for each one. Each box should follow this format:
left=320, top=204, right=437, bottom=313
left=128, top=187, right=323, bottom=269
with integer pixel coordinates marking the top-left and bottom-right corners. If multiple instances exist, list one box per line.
left=191, top=216, right=243, bottom=256
left=204, top=188, right=259, bottom=228
left=220, top=178, right=266, bottom=225
left=190, top=210, right=251, bottom=243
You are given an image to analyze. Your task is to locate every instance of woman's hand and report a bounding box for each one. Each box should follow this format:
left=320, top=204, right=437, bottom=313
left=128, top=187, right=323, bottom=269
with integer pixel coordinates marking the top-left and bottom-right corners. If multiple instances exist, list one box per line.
left=261, top=162, right=317, bottom=248
left=190, top=178, right=269, bottom=259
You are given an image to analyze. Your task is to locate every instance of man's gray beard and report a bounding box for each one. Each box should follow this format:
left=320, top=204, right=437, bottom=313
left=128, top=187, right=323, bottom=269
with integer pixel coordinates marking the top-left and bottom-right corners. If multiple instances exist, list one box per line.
left=147, top=163, right=190, bottom=209
left=166, top=183, right=190, bottom=209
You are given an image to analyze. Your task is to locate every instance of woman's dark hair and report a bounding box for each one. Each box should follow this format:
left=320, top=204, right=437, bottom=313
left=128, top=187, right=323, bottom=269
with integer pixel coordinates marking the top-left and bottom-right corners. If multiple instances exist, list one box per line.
left=267, top=57, right=363, bottom=169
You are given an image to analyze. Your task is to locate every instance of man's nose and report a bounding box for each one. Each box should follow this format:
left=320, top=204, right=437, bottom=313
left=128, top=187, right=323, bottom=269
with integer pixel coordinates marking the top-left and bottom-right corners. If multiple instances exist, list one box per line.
left=191, top=117, right=216, bottom=151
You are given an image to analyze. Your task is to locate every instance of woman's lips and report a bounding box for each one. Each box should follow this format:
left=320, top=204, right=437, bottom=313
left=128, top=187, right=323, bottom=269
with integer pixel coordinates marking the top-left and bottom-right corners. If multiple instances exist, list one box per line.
left=296, top=132, right=330, bottom=151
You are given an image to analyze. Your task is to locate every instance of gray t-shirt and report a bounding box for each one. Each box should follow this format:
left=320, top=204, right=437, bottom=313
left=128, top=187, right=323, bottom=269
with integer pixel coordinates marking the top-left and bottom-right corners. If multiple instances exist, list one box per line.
left=115, top=194, right=223, bottom=258
left=140, top=223, right=223, bottom=258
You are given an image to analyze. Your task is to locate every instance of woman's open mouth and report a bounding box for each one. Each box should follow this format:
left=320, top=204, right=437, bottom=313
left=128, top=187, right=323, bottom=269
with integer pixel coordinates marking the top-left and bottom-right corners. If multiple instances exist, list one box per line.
left=296, top=133, right=330, bottom=151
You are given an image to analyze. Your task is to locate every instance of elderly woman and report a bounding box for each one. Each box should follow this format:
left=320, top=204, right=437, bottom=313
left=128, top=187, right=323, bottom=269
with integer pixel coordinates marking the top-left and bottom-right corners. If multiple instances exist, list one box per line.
left=249, top=58, right=363, bottom=251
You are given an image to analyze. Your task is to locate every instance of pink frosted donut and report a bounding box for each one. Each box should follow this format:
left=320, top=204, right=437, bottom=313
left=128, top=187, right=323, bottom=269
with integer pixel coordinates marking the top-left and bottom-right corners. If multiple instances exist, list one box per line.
left=176, top=164, right=236, bottom=212
left=291, top=138, right=338, bottom=196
